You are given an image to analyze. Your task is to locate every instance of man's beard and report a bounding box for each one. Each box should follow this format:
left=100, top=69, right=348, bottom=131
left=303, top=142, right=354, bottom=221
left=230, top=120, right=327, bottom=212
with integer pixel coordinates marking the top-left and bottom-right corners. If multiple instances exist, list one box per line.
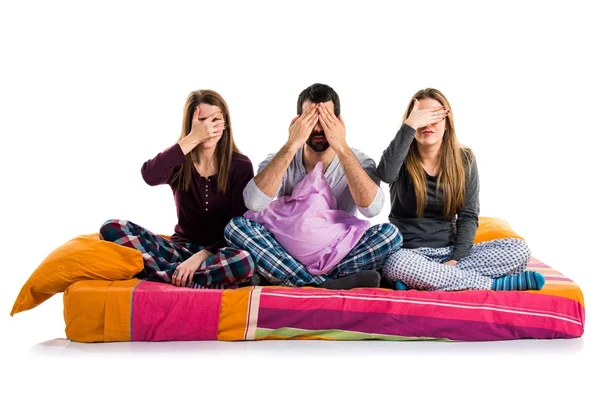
left=306, top=131, right=330, bottom=152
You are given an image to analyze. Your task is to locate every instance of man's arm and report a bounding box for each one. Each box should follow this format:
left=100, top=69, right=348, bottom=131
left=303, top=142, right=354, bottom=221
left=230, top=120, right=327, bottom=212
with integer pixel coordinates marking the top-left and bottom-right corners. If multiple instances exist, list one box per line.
left=243, top=150, right=291, bottom=212
left=252, top=143, right=297, bottom=198
left=337, top=147, right=379, bottom=208
left=243, top=104, right=319, bottom=212
left=318, top=104, right=383, bottom=217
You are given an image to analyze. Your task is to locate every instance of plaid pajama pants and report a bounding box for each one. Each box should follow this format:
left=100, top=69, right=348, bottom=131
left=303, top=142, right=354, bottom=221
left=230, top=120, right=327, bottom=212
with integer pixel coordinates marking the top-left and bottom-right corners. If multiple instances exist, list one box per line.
left=99, top=219, right=255, bottom=289
left=382, top=238, right=531, bottom=291
left=224, top=216, right=403, bottom=287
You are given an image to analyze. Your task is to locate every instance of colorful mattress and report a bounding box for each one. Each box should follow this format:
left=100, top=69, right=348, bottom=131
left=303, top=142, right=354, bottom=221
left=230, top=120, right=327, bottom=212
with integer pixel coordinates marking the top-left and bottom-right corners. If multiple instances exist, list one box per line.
left=63, top=256, right=585, bottom=342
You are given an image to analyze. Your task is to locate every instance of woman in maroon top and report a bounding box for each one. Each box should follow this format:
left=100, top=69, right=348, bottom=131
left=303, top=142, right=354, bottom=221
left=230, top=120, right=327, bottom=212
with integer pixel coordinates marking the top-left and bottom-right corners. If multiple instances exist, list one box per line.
left=100, top=90, right=256, bottom=288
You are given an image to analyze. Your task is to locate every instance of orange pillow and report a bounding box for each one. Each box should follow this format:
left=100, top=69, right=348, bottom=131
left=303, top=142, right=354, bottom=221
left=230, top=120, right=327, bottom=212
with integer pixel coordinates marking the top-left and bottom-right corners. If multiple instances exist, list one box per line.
left=473, top=216, right=524, bottom=244
left=10, top=233, right=143, bottom=316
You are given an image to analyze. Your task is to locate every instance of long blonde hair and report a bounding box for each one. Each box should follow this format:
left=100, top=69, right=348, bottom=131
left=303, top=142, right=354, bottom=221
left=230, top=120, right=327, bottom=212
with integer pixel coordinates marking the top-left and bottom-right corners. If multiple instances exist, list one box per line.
left=403, top=88, right=474, bottom=218
left=171, top=90, right=240, bottom=193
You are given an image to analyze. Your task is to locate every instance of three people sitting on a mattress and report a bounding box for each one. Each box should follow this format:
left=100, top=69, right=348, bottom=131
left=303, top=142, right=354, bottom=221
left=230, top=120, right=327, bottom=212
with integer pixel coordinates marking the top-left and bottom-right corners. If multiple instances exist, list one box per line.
left=100, top=85, right=545, bottom=292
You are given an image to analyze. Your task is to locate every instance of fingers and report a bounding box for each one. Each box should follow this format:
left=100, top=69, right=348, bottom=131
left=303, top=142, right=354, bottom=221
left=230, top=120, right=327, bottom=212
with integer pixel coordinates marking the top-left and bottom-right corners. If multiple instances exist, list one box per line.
left=210, top=119, right=226, bottom=132
left=289, top=103, right=319, bottom=144
left=190, top=107, right=202, bottom=131
left=423, top=107, right=449, bottom=126
left=426, top=118, right=445, bottom=127
left=177, top=270, right=185, bottom=287
left=307, top=110, right=319, bottom=128
left=431, top=108, right=450, bottom=121
left=181, top=269, right=192, bottom=287
left=172, top=269, right=182, bottom=286
left=215, top=124, right=226, bottom=133
left=197, top=119, right=225, bottom=141
left=195, top=110, right=221, bottom=121
left=298, top=108, right=319, bottom=132
left=172, top=267, right=194, bottom=287
left=318, top=114, right=330, bottom=132
left=196, top=111, right=224, bottom=130
left=318, top=103, right=337, bottom=129
left=299, top=103, right=318, bottom=122
left=206, top=110, right=224, bottom=122
left=430, top=107, right=448, bottom=115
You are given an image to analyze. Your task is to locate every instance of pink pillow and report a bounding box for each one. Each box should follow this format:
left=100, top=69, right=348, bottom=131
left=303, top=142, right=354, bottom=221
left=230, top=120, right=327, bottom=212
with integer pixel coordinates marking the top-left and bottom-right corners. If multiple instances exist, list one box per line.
left=245, top=162, right=370, bottom=275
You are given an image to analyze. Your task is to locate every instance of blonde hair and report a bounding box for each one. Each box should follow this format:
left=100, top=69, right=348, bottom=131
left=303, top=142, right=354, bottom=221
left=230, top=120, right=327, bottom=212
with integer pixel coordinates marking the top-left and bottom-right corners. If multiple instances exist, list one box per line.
left=171, top=90, right=240, bottom=193
left=403, top=88, right=474, bottom=217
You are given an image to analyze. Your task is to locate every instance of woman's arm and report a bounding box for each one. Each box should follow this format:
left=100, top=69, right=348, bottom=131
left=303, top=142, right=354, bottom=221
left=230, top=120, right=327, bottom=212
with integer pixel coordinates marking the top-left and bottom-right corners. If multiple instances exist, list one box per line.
left=450, top=156, right=480, bottom=261
left=141, top=108, right=225, bottom=186
left=141, top=144, right=187, bottom=186
left=376, top=123, right=416, bottom=183
left=378, top=100, right=450, bottom=183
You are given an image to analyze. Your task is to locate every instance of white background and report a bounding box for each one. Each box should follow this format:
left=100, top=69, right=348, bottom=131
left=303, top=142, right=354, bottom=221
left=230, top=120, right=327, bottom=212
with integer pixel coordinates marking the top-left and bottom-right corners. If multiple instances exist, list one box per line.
left=1, top=1, right=598, bottom=399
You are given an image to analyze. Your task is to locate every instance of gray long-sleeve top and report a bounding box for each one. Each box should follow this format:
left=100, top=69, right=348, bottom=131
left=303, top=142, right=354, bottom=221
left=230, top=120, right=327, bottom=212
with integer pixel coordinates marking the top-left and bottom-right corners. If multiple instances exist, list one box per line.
left=243, top=147, right=385, bottom=218
left=376, top=124, right=480, bottom=260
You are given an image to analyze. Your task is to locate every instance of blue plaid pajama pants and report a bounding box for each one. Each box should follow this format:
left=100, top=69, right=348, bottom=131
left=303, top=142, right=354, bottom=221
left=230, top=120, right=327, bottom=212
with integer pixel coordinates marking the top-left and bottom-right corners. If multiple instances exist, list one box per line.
left=224, top=216, right=403, bottom=287
left=99, top=219, right=255, bottom=289
left=382, top=238, right=531, bottom=291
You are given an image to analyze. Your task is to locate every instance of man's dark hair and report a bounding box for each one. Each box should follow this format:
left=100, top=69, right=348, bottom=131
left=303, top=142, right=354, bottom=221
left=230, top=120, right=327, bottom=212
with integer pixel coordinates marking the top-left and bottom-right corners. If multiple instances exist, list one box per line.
left=296, top=83, right=340, bottom=116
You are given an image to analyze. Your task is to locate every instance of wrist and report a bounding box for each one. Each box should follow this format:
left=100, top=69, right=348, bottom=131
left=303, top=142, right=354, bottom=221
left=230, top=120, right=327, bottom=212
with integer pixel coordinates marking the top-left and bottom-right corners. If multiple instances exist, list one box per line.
left=190, top=131, right=204, bottom=144
left=178, top=134, right=201, bottom=155
left=404, top=119, right=417, bottom=130
left=335, top=143, right=352, bottom=157
left=184, top=131, right=202, bottom=144
left=191, top=249, right=208, bottom=259
left=284, top=140, right=302, bottom=154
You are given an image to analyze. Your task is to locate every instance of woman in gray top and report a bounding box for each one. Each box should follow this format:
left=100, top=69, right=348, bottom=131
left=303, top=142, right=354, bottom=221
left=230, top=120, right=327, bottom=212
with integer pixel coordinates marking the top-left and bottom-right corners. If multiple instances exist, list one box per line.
left=377, top=88, right=545, bottom=291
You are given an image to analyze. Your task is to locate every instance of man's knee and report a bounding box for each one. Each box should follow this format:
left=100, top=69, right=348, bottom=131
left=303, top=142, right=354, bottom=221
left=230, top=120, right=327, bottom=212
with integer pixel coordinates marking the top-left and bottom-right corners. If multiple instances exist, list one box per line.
left=380, top=223, right=403, bottom=250
left=224, top=217, right=247, bottom=243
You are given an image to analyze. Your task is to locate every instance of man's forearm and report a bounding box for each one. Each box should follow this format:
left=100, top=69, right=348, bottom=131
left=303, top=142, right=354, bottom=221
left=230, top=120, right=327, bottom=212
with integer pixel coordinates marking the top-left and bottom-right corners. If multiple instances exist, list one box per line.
left=336, top=146, right=378, bottom=207
left=253, top=143, right=297, bottom=197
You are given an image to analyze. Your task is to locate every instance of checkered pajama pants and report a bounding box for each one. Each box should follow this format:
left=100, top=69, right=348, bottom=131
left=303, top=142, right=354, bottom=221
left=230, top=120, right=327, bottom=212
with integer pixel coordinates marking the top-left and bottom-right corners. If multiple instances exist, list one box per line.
left=99, top=219, right=255, bottom=289
left=382, top=238, right=531, bottom=291
left=224, top=216, right=403, bottom=287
